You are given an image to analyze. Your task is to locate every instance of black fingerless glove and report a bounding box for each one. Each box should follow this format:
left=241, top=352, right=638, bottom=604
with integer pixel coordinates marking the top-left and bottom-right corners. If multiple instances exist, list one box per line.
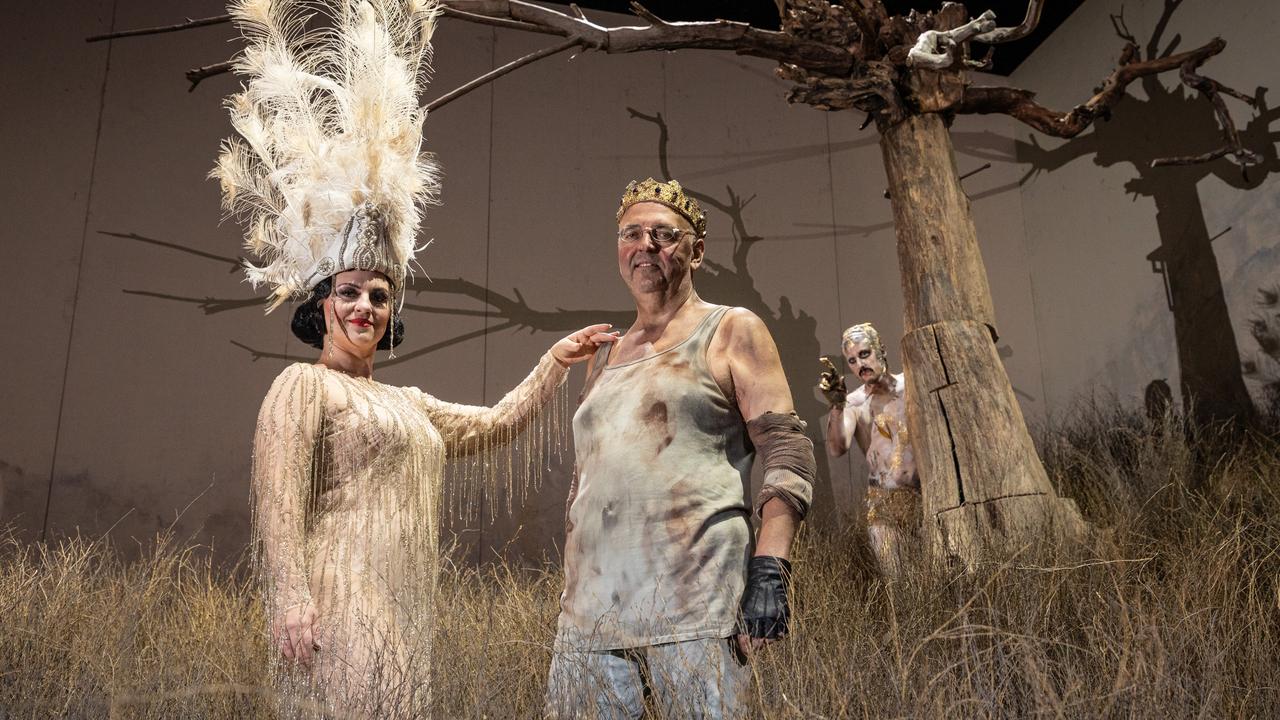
left=738, top=556, right=792, bottom=640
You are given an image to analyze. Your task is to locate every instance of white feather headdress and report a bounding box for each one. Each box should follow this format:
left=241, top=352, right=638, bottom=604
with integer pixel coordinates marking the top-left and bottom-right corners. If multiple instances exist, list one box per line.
left=213, top=0, right=442, bottom=312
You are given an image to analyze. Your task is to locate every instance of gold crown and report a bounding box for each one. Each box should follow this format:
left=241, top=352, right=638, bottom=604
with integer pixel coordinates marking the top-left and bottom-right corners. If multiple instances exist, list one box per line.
left=616, top=178, right=707, bottom=238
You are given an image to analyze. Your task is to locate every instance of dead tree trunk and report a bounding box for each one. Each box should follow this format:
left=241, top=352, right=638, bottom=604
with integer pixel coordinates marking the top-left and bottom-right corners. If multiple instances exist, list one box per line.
left=881, top=113, right=1086, bottom=566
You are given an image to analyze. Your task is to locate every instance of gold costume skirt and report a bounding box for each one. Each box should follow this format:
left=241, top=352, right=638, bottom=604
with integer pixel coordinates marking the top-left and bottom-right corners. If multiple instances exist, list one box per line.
left=866, top=486, right=922, bottom=533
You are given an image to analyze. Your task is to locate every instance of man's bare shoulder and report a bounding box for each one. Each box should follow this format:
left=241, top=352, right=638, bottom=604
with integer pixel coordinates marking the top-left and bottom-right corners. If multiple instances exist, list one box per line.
left=721, top=306, right=770, bottom=335
left=708, top=306, right=773, bottom=353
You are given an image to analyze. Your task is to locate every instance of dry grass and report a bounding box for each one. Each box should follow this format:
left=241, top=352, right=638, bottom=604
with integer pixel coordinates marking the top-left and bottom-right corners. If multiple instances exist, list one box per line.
left=0, top=533, right=272, bottom=718
left=3, top=411, right=1279, bottom=718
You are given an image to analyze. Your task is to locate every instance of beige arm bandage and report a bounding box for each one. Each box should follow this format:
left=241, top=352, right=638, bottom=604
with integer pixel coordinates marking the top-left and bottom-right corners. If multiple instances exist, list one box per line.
left=747, top=411, right=817, bottom=519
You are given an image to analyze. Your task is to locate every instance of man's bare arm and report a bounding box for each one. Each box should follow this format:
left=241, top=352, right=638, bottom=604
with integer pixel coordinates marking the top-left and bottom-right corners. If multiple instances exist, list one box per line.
left=826, top=404, right=852, bottom=457
left=717, top=308, right=808, bottom=558
left=718, top=308, right=813, bottom=656
left=754, top=496, right=800, bottom=559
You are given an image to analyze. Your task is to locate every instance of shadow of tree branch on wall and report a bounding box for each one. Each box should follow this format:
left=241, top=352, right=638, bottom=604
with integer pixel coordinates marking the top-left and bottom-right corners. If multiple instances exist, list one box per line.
left=998, top=1, right=1280, bottom=425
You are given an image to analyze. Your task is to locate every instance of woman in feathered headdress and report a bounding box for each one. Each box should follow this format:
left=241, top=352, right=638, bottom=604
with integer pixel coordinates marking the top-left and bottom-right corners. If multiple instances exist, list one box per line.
left=214, top=0, right=614, bottom=713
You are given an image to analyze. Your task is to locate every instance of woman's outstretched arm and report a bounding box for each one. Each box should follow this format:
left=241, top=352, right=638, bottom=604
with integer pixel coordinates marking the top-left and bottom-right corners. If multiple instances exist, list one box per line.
left=415, top=324, right=616, bottom=455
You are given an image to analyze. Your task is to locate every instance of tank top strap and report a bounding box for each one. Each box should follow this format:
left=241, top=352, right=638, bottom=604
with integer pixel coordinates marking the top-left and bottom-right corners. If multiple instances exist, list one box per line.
left=679, top=305, right=732, bottom=360
left=578, top=342, right=612, bottom=403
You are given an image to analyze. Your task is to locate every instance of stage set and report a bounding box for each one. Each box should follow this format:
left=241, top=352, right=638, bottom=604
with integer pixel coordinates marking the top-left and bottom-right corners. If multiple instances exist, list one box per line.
left=2, top=0, right=1277, bottom=717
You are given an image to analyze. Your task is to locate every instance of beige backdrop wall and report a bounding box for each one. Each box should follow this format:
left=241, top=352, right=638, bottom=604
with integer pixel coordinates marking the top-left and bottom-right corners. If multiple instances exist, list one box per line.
left=1012, top=0, right=1280, bottom=417
left=1, top=0, right=1273, bottom=564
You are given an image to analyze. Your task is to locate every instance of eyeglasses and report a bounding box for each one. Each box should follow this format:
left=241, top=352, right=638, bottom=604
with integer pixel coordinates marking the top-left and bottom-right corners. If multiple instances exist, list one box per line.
left=617, top=225, right=692, bottom=246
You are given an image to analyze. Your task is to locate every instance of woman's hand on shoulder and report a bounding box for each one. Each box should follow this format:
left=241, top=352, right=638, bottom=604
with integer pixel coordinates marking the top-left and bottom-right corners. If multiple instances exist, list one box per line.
left=274, top=600, right=321, bottom=667
left=551, top=324, right=619, bottom=367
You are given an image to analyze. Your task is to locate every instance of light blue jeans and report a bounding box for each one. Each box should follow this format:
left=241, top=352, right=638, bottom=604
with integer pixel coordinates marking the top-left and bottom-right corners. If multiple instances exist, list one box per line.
left=545, top=636, right=752, bottom=719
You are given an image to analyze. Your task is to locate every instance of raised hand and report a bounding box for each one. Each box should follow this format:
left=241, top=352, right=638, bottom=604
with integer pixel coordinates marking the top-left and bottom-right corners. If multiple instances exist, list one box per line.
left=551, top=324, right=620, bottom=367
left=818, top=356, right=847, bottom=406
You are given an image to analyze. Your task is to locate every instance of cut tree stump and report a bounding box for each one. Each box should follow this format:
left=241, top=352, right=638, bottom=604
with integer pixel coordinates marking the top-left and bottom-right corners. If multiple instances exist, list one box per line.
left=901, top=321, right=1086, bottom=567
left=882, top=113, right=1086, bottom=567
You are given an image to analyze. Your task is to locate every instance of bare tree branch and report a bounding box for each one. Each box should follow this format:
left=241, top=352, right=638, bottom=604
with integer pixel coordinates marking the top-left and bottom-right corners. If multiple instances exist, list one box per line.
left=77, top=6, right=563, bottom=42
left=186, top=61, right=235, bottom=92
left=86, top=14, right=232, bottom=43
left=439, top=5, right=554, bottom=35
left=958, top=37, right=1213, bottom=137
left=628, top=1, right=666, bottom=27
left=448, top=0, right=852, bottom=73
left=424, top=36, right=582, bottom=113
left=84, top=0, right=1267, bottom=179
left=1152, top=54, right=1262, bottom=172
left=1108, top=8, right=1138, bottom=46
left=958, top=34, right=1261, bottom=175
left=974, top=0, right=1045, bottom=45
left=92, top=0, right=853, bottom=91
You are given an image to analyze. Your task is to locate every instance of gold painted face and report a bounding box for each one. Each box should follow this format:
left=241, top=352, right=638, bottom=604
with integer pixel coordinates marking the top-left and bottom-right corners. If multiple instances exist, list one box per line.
left=616, top=202, right=703, bottom=296
left=324, top=269, right=393, bottom=356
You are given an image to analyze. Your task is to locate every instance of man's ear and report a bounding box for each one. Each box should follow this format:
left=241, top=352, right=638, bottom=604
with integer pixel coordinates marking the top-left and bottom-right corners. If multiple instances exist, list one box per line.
left=689, top=237, right=706, bottom=270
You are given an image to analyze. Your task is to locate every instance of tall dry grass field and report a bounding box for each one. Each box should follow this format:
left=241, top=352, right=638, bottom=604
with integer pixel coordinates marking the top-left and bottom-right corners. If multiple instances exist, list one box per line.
left=3, top=411, right=1278, bottom=718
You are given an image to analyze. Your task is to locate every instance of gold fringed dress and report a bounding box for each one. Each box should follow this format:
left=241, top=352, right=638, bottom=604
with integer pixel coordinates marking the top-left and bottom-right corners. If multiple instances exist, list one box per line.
left=251, top=352, right=568, bottom=715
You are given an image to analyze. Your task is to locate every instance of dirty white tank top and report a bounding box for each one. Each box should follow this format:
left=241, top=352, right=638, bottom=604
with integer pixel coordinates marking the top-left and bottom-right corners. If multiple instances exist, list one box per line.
left=556, top=305, right=753, bottom=650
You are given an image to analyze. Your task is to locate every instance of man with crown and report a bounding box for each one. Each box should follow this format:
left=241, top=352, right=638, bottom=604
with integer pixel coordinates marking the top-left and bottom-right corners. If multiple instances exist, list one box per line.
left=819, top=323, right=921, bottom=579
left=545, top=178, right=818, bottom=718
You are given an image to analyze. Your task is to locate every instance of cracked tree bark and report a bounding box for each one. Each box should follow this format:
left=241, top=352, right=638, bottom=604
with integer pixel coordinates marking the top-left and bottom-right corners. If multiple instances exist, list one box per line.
left=882, top=112, right=1086, bottom=567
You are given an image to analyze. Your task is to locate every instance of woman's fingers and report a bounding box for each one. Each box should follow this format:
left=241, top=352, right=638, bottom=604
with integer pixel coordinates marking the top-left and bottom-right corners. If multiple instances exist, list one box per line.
left=281, top=632, right=298, bottom=661
left=298, top=626, right=315, bottom=666
left=278, top=615, right=318, bottom=665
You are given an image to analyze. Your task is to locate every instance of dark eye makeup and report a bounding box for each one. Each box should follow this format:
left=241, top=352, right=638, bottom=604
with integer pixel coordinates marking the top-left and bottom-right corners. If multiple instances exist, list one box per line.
left=335, top=284, right=390, bottom=305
